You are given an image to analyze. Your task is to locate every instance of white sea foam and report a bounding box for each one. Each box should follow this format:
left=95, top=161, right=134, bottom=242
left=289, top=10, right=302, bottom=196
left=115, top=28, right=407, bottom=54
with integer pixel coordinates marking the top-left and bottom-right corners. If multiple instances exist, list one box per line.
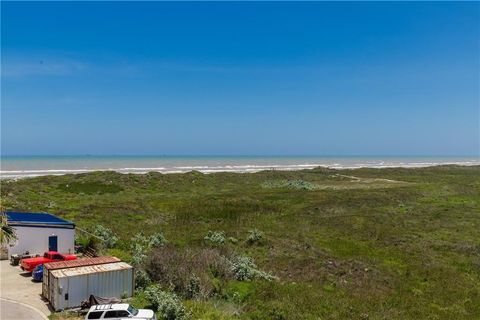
left=1, top=158, right=478, bottom=180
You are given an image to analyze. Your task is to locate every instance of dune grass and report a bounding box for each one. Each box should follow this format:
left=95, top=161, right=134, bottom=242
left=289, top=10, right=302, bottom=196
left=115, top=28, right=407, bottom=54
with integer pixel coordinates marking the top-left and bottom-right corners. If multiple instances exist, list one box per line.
left=3, top=165, right=480, bottom=319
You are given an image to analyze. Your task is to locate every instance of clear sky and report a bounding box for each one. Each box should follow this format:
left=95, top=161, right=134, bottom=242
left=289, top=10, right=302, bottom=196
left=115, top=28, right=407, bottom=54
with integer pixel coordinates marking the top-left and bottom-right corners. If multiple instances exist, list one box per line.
left=1, top=2, right=479, bottom=156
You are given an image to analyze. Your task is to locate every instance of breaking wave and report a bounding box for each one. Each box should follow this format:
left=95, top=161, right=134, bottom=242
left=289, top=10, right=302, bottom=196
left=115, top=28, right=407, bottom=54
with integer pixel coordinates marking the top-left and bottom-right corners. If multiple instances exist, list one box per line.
left=1, top=159, right=479, bottom=180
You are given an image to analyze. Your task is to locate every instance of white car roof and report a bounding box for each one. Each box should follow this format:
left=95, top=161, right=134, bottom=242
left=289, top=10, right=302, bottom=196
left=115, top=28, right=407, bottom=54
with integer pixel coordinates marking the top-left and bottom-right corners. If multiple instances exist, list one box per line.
left=88, top=304, right=131, bottom=312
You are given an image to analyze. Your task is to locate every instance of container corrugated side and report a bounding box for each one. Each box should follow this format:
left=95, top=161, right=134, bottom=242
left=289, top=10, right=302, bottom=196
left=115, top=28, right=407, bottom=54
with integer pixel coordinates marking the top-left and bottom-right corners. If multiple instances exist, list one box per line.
left=48, top=262, right=133, bottom=311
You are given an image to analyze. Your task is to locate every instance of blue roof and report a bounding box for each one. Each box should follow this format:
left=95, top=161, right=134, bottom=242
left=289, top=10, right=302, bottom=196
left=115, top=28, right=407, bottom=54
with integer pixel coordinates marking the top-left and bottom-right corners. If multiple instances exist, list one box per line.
left=5, top=212, right=74, bottom=227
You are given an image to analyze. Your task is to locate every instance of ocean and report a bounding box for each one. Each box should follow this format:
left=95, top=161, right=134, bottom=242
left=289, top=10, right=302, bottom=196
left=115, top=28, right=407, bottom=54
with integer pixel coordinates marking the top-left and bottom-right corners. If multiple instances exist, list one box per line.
left=1, top=155, right=479, bottom=179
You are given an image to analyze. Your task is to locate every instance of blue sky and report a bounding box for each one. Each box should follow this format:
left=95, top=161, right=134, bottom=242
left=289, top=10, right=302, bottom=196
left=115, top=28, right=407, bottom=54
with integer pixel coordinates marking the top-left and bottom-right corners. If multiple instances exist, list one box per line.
left=1, top=2, right=479, bottom=156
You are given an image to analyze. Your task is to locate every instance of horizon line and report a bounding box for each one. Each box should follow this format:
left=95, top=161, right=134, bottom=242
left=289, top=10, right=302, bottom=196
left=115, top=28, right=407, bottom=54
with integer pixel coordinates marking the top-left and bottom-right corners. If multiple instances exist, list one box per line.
left=1, top=154, right=479, bottom=158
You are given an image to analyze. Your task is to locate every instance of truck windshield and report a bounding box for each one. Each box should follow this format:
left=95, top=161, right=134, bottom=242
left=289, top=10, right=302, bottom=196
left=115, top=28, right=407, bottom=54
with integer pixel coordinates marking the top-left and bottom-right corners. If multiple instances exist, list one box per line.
left=44, top=253, right=49, bottom=258
left=127, top=305, right=139, bottom=316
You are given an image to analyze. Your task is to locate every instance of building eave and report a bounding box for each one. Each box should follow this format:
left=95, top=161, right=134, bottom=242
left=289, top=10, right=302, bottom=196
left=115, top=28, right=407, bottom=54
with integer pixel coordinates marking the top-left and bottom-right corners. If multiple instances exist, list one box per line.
left=10, top=223, right=75, bottom=229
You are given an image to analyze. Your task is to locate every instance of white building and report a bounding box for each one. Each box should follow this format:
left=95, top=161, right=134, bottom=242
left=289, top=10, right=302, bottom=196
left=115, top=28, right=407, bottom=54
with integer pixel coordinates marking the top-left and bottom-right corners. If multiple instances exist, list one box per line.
left=2, top=212, right=75, bottom=259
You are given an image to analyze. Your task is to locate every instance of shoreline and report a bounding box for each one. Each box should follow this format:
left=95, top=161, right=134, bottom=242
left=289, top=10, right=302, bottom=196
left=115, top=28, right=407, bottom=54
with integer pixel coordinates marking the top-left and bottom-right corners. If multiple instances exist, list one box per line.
left=1, top=161, right=479, bottom=180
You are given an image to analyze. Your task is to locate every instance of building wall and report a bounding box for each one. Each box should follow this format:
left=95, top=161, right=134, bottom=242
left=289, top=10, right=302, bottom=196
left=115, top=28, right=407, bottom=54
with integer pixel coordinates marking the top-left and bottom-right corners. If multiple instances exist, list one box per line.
left=8, top=226, right=75, bottom=258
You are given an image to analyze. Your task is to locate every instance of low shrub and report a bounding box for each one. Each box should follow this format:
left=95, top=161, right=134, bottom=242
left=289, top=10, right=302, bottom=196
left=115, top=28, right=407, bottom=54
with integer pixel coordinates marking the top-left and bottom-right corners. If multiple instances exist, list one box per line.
left=185, top=274, right=201, bottom=299
left=230, top=255, right=276, bottom=282
left=228, top=237, right=239, bottom=244
left=149, top=232, right=167, bottom=248
left=131, top=232, right=167, bottom=250
left=131, top=242, right=148, bottom=266
left=92, top=225, right=118, bottom=248
left=204, top=231, right=226, bottom=245
left=135, top=269, right=152, bottom=290
left=246, top=229, right=264, bottom=245
left=144, top=285, right=190, bottom=320
left=130, top=232, right=167, bottom=266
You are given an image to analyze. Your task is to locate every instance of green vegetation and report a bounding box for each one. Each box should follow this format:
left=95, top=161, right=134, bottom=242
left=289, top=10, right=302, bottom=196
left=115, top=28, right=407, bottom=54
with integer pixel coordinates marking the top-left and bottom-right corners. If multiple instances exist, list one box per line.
left=145, top=284, right=191, bottom=320
left=92, top=224, right=119, bottom=248
left=57, top=181, right=123, bottom=195
left=229, top=255, right=276, bottom=282
left=130, top=231, right=167, bottom=266
left=204, top=230, right=227, bottom=245
left=2, top=165, right=480, bottom=319
left=1, top=212, right=17, bottom=245
left=246, top=229, right=264, bottom=245
left=262, top=179, right=320, bottom=190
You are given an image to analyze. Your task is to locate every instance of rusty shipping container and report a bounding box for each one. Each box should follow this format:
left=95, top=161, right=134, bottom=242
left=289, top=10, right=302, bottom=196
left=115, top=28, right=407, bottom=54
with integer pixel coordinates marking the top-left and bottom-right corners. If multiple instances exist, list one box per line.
left=42, top=256, right=121, bottom=300
left=46, top=261, right=134, bottom=311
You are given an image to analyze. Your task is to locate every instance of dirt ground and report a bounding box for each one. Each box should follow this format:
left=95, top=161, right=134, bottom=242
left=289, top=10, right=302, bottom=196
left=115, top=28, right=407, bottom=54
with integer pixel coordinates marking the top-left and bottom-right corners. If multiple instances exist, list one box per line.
left=0, top=260, right=50, bottom=319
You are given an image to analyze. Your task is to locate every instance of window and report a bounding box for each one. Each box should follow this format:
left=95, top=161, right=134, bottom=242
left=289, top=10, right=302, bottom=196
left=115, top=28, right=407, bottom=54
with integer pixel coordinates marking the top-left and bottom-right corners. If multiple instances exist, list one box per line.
left=87, top=311, right=103, bottom=319
left=103, top=310, right=131, bottom=318
left=127, top=305, right=138, bottom=316
left=103, top=311, right=118, bottom=318
left=117, top=310, right=130, bottom=317
left=53, top=254, right=63, bottom=260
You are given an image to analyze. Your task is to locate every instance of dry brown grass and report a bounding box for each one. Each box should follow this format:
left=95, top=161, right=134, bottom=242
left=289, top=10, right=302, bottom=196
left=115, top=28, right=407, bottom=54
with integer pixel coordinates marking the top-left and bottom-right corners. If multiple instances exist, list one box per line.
left=146, top=245, right=233, bottom=298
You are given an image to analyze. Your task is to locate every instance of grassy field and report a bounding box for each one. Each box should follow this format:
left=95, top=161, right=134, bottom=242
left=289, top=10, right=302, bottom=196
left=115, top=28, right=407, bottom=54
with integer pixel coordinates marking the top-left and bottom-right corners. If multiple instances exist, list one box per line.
left=2, top=165, right=480, bottom=319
